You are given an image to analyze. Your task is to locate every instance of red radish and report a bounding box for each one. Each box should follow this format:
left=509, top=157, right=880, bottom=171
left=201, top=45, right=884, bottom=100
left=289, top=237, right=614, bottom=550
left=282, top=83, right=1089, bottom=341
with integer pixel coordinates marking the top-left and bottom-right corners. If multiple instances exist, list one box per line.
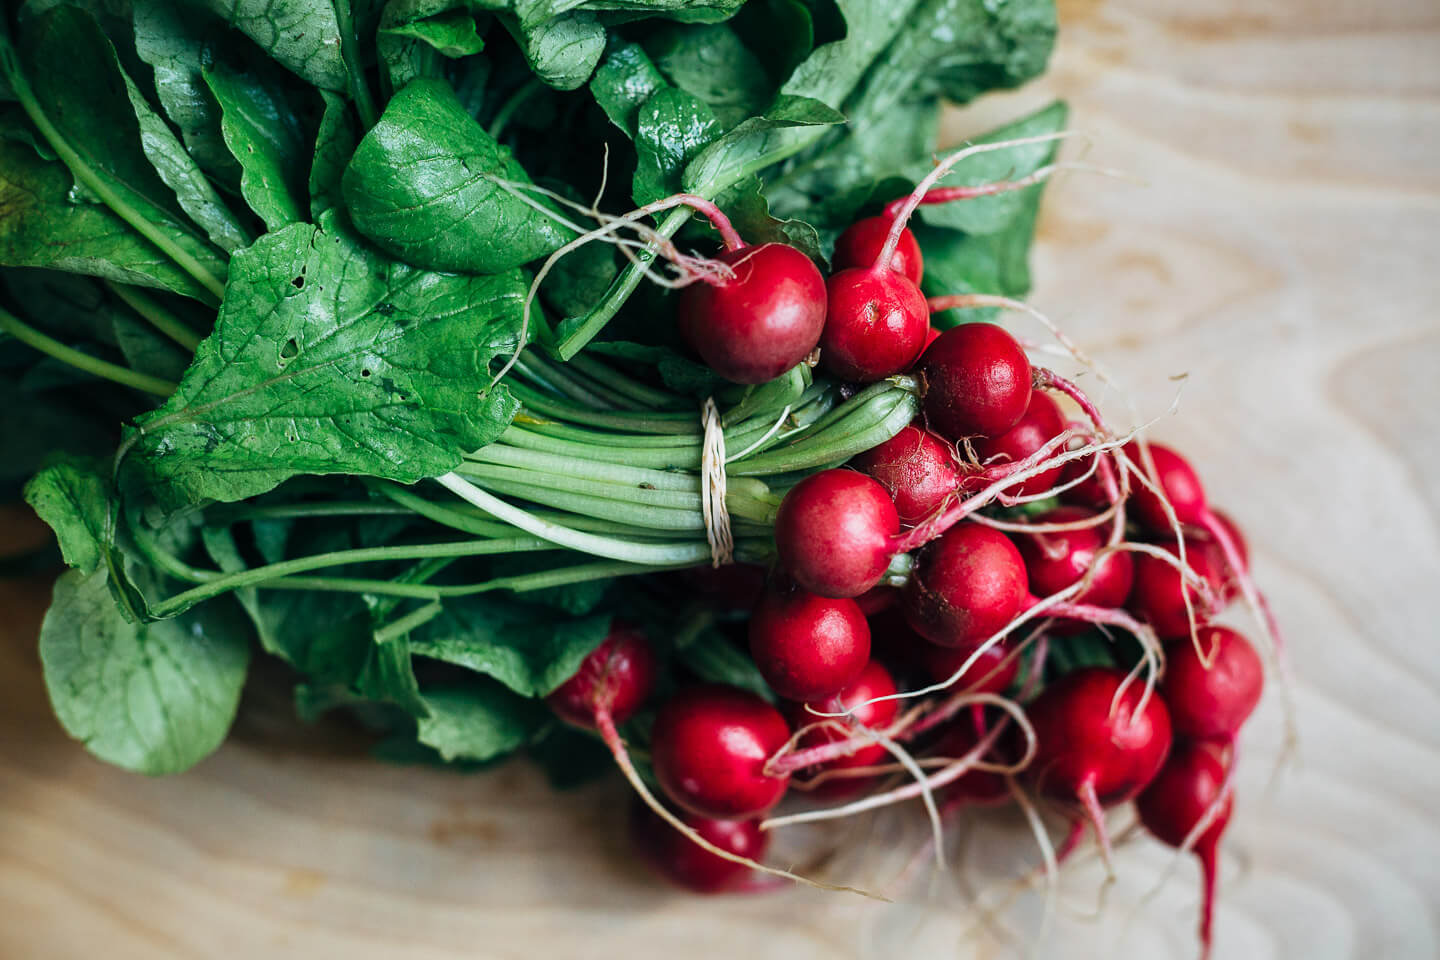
left=774, top=469, right=900, bottom=598
left=832, top=215, right=923, bottom=284
left=783, top=660, right=900, bottom=798
left=919, top=323, right=1033, bottom=440
left=679, top=562, right=768, bottom=611
left=1059, top=447, right=1114, bottom=509
left=1162, top=626, right=1264, bottom=741
left=749, top=587, right=871, bottom=701
left=923, top=326, right=941, bottom=350
left=971, top=389, right=1068, bottom=497
left=856, top=585, right=899, bottom=615
left=933, top=715, right=1012, bottom=806
left=651, top=685, right=791, bottom=819
left=1014, top=506, right=1134, bottom=632
left=1026, top=667, right=1173, bottom=863
left=1136, top=741, right=1234, bottom=959
left=1127, top=442, right=1207, bottom=531
left=1127, top=544, right=1223, bottom=639
left=902, top=522, right=1029, bottom=648
left=851, top=424, right=961, bottom=526
left=630, top=801, right=770, bottom=894
left=547, top=625, right=656, bottom=730
left=905, top=632, right=1020, bottom=694
left=678, top=243, right=826, bottom=384
left=1185, top=510, right=1248, bottom=603
left=819, top=267, right=930, bottom=381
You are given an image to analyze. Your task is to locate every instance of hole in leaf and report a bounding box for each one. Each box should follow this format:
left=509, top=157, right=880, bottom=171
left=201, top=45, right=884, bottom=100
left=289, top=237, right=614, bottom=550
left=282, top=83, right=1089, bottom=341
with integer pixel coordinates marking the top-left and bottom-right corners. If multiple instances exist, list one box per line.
left=291, top=275, right=305, bottom=289
left=361, top=368, right=371, bottom=378
left=279, top=338, right=300, bottom=365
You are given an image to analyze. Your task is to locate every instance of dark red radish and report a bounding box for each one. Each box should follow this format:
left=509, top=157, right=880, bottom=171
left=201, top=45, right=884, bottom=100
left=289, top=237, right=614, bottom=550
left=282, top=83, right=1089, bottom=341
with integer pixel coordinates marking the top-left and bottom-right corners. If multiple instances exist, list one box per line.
left=749, top=587, right=871, bottom=702
left=783, top=660, right=900, bottom=798
left=919, top=323, right=1033, bottom=440
left=832, top=215, right=923, bottom=285
left=923, top=326, right=941, bottom=350
left=678, top=243, right=826, bottom=384
left=1027, top=667, right=1173, bottom=862
left=855, top=585, right=899, bottom=616
left=820, top=268, right=930, bottom=381
left=651, top=685, right=791, bottom=819
left=547, top=625, right=656, bottom=730
left=1127, top=544, right=1224, bottom=639
left=907, top=634, right=1020, bottom=694
left=1127, top=441, right=1207, bottom=531
left=1136, top=740, right=1234, bottom=959
left=774, top=469, right=900, bottom=598
left=1185, top=510, right=1248, bottom=603
left=1014, top=506, right=1134, bottom=633
left=679, top=562, right=767, bottom=611
left=902, top=523, right=1029, bottom=649
left=971, top=389, right=1068, bottom=498
left=1163, top=626, right=1264, bottom=741
left=851, top=424, right=961, bottom=526
left=933, top=715, right=1012, bottom=807
left=630, top=801, right=770, bottom=894
left=1059, top=447, right=1113, bottom=509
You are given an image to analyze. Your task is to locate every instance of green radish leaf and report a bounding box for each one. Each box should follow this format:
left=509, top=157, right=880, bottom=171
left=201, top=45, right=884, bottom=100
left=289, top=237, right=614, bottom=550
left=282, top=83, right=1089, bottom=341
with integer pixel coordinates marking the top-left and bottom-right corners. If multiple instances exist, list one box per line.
left=647, top=23, right=771, bottom=130
left=675, top=624, right=775, bottom=702
left=417, top=681, right=549, bottom=763
left=127, top=213, right=526, bottom=506
left=132, top=0, right=241, bottom=187
left=411, top=598, right=611, bottom=697
left=731, top=0, right=814, bottom=84
left=204, top=58, right=312, bottom=232
left=1, top=269, right=119, bottom=345
left=113, top=310, right=191, bottom=382
left=343, top=78, right=573, bottom=273
left=24, top=455, right=111, bottom=574
left=197, top=0, right=350, bottom=92
left=589, top=42, right=666, bottom=139
left=909, top=100, right=1068, bottom=236
left=380, top=8, right=486, bottom=57
left=309, top=91, right=358, bottom=218
left=0, top=136, right=213, bottom=300
left=681, top=94, right=845, bottom=196
left=376, top=0, right=469, bottom=93
left=0, top=9, right=228, bottom=300
left=358, top=635, right=429, bottom=717
left=498, top=10, right=604, bottom=92
left=633, top=88, right=721, bottom=204
left=39, top=568, right=251, bottom=775
left=721, top=176, right=824, bottom=264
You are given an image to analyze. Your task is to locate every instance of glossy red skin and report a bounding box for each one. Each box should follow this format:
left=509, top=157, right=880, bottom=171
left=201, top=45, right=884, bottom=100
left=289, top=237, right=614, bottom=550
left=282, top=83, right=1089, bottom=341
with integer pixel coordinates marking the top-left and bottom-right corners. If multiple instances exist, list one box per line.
left=1127, top=442, right=1208, bottom=531
left=855, top=585, right=899, bottom=616
left=774, top=469, right=899, bottom=598
left=903, top=523, right=1029, bottom=648
left=1163, top=626, right=1264, bottom=740
left=1184, top=510, right=1248, bottom=603
left=679, top=562, right=767, bottom=611
left=1136, top=740, right=1232, bottom=956
left=749, top=587, right=871, bottom=701
left=1127, top=543, right=1223, bottom=639
left=933, top=717, right=1012, bottom=806
left=971, top=389, right=1067, bottom=497
left=1136, top=740, right=1232, bottom=848
left=784, top=660, right=900, bottom=798
left=923, top=326, right=941, bottom=350
left=630, top=802, right=769, bottom=894
left=851, top=424, right=960, bottom=526
left=832, top=215, right=924, bottom=285
left=820, top=268, right=930, bottom=381
left=920, top=323, right=1033, bottom=440
left=651, top=685, right=791, bottom=819
left=677, top=243, right=826, bottom=384
left=1015, top=506, right=1135, bottom=634
left=1027, top=667, right=1173, bottom=805
left=547, top=625, right=656, bottom=729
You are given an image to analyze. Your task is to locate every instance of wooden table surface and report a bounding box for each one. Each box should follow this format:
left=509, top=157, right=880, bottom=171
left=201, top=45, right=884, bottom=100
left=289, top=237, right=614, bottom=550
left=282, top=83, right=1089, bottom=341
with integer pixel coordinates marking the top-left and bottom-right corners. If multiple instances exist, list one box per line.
left=3, top=1, right=1438, bottom=957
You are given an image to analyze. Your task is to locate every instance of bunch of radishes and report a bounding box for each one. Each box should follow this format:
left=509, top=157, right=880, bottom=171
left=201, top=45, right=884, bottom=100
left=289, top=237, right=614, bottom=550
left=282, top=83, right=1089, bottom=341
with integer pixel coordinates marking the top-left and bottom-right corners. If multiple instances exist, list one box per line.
left=538, top=148, right=1276, bottom=958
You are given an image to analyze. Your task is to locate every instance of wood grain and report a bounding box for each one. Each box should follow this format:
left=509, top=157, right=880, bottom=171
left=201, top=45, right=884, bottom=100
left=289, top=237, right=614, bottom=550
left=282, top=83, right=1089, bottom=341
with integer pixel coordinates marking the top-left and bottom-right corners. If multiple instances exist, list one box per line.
left=3, top=0, right=1438, bottom=956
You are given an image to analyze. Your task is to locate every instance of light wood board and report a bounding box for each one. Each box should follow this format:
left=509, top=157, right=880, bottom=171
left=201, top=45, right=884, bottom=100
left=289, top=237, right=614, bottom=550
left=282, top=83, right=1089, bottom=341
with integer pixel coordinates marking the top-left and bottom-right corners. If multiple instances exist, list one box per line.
left=2, top=0, right=1438, bottom=956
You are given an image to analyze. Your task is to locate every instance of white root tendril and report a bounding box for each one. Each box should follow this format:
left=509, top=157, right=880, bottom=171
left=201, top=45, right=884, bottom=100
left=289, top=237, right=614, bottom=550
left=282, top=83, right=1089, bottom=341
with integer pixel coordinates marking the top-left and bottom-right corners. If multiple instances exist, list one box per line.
left=699, top=397, right=733, bottom=567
